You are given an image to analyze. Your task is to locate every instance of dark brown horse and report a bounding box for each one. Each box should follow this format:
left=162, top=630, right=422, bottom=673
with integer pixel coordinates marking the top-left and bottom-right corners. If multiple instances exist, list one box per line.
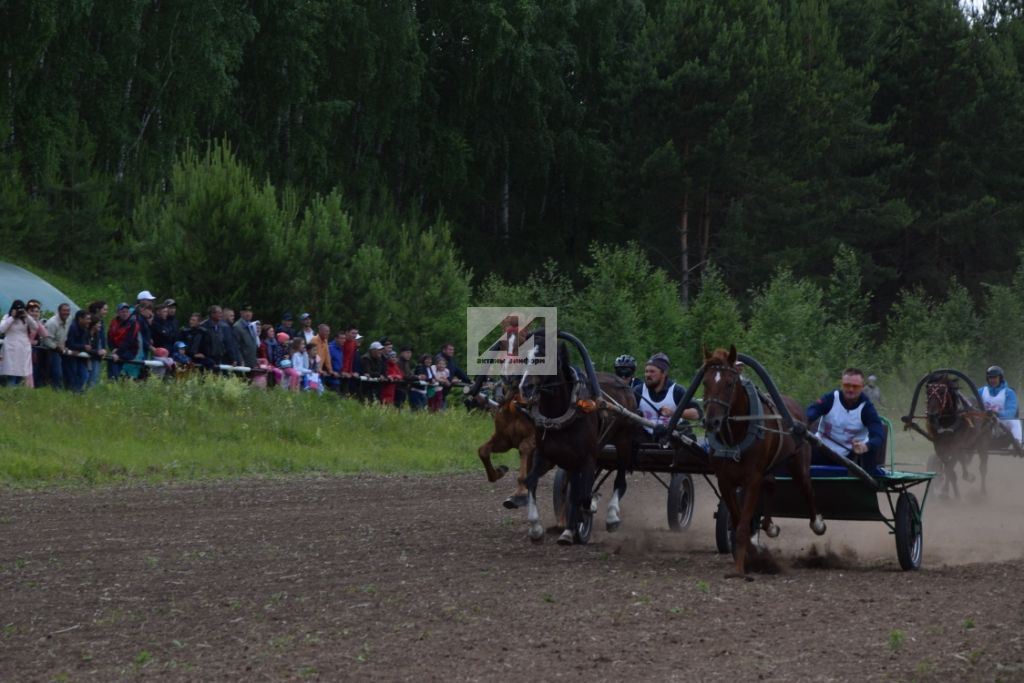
left=701, top=346, right=825, bottom=576
left=521, top=339, right=636, bottom=544
left=923, top=373, right=992, bottom=497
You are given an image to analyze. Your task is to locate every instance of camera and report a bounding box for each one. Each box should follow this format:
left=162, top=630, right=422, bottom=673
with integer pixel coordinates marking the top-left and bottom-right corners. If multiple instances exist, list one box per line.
left=14, top=305, right=26, bottom=318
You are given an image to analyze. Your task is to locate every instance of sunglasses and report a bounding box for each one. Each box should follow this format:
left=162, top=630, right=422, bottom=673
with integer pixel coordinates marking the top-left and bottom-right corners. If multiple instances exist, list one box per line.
left=842, top=382, right=864, bottom=390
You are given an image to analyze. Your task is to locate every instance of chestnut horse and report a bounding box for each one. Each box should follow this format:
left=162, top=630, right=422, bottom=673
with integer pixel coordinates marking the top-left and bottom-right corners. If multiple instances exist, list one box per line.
left=923, top=373, right=992, bottom=497
left=701, top=346, right=825, bottom=575
left=469, top=378, right=536, bottom=509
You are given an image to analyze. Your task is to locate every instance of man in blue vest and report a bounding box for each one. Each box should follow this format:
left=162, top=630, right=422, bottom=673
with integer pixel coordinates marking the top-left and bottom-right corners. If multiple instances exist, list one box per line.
left=806, top=367, right=886, bottom=471
left=979, top=365, right=1021, bottom=446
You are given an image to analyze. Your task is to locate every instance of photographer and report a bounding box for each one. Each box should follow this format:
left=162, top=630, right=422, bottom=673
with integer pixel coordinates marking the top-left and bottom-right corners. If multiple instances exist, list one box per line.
left=0, top=300, right=42, bottom=386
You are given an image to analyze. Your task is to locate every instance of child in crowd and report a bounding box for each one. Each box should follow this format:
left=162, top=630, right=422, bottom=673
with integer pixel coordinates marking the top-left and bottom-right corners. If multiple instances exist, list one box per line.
left=304, top=342, right=323, bottom=394
left=409, top=353, right=432, bottom=411
left=150, top=346, right=175, bottom=380
left=287, top=337, right=308, bottom=391
left=429, top=357, right=450, bottom=412
left=381, top=350, right=404, bottom=405
left=171, top=341, right=191, bottom=365
left=277, top=334, right=300, bottom=390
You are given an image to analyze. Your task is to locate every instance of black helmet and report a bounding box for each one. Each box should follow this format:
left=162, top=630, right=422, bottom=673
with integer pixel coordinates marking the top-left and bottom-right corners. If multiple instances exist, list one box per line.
left=987, top=365, right=1004, bottom=379
left=613, top=354, right=636, bottom=378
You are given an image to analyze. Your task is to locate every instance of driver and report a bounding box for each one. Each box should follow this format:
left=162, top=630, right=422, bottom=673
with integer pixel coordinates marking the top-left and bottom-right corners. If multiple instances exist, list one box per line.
left=979, top=365, right=1021, bottom=445
left=806, top=367, right=886, bottom=471
left=613, top=354, right=642, bottom=391
left=635, top=352, right=701, bottom=436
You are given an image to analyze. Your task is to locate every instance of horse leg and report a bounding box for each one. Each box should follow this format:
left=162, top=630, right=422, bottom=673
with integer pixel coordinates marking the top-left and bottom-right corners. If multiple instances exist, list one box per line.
left=524, top=454, right=550, bottom=542
left=960, top=451, right=975, bottom=483
left=979, top=450, right=989, bottom=495
left=948, top=458, right=960, bottom=499
left=557, top=468, right=583, bottom=545
left=789, top=453, right=825, bottom=536
left=504, top=440, right=533, bottom=510
left=757, top=475, right=780, bottom=538
left=478, top=437, right=509, bottom=483
left=730, top=477, right=762, bottom=577
left=605, top=466, right=628, bottom=532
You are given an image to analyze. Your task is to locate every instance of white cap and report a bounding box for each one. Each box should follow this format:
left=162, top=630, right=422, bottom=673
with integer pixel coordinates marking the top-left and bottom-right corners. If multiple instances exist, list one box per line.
left=137, top=290, right=156, bottom=301
left=369, top=341, right=384, bottom=350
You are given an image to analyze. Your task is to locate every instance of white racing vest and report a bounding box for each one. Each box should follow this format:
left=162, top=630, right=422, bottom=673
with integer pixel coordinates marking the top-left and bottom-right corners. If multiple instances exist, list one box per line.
left=640, top=381, right=679, bottom=435
left=980, top=385, right=1008, bottom=414
left=816, top=390, right=869, bottom=456
left=980, top=385, right=1022, bottom=443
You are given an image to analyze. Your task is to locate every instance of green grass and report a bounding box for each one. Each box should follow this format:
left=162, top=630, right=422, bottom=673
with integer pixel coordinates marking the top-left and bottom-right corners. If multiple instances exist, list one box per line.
left=0, top=377, right=494, bottom=487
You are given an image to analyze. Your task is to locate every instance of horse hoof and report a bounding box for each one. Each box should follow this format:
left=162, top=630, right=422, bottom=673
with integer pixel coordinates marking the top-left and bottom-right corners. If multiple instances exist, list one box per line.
left=528, top=523, right=544, bottom=541
left=810, top=515, right=826, bottom=536
left=503, top=494, right=528, bottom=510
left=556, top=530, right=574, bottom=546
left=606, top=520, right=621, bottom=533
left=498, top=465, right=510, bottom=474
left=765, top=523, right=780, bottom=538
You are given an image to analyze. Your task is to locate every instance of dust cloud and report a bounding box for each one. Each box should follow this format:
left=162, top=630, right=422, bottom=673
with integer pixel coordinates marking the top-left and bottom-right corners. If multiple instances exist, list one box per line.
left=587, top=452, right=1024, bottom=569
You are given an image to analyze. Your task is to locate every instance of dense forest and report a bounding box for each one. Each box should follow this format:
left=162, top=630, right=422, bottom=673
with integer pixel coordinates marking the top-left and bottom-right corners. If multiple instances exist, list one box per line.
left=3, top=0, right=1024, bottom=390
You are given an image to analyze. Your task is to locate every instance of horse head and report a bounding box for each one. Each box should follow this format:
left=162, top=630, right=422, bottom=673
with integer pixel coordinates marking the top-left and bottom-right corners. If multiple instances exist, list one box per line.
left=701, top=344, right=746, bottom=438
left=519, top=341, right=574, bottom=414
left=925, top=373, right=959, bottom=431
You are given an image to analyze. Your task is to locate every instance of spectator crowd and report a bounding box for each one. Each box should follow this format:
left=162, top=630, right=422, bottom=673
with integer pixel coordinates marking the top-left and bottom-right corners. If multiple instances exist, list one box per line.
left=0, top=291, right=471, bottom=411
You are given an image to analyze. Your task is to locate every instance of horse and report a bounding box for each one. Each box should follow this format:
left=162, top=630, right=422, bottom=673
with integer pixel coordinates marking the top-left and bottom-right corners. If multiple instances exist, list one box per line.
left=520, top=340, right=636, bottom=544
left=467, top=377, right=536, bottom=509
left=701, top=345, right=825, bottom=576
left=923, top=372, right=992, bottom=497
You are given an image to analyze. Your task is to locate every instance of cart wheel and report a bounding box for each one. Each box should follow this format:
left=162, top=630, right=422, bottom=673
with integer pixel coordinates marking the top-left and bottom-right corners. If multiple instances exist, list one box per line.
left=714, top=499, right=732, bottom=554
left=667, top=473, right=695, bottom=531
left=566, top=473, right=593, bottom=545
left=552, top=467, right=568, bottom=523
left=895, top=491, right=923, bottom=570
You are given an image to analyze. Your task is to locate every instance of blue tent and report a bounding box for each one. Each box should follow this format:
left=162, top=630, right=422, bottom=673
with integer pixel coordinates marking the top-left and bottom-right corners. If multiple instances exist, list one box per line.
left=0, top=262, right=78, bottom=316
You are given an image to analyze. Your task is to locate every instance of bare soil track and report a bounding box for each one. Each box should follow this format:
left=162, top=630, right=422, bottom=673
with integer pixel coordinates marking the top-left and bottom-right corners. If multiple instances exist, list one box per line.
left=2, top=458, right=1024, bottom=681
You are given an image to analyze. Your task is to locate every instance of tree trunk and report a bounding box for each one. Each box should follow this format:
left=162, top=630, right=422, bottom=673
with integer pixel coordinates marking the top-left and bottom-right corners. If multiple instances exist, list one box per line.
left=680, top=189, right=690, bottom=306
left=700, top=186, right=711, bottom=269
left=500, top=137, right=510, bottom=242
left=679, top=142, right=691, bottom=305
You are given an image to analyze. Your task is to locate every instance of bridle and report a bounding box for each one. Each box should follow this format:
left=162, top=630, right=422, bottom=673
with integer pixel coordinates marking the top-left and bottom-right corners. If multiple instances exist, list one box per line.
left=703, top=362, right=743, bottom=438
left=926, top=380, right=960, bottom=433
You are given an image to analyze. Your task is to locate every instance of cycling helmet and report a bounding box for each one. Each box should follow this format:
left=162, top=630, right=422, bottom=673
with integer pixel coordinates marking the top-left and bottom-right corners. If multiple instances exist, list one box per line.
left=987, top=365, right=1004, bottom=378
left=613, top=354, right=636, bottom=378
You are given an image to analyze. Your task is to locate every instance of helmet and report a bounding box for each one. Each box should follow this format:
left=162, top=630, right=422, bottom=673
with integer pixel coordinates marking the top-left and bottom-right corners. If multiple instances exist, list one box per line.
left=613, top=354, right=636, bottom=378
left=987, top=365, right=1004, bottom=379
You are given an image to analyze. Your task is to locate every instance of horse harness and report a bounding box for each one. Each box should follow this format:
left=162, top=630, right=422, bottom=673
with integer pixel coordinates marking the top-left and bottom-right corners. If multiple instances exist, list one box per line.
left=526, top=366, right=590, bottom=437
left=705, top=364, right=787, bottom=466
